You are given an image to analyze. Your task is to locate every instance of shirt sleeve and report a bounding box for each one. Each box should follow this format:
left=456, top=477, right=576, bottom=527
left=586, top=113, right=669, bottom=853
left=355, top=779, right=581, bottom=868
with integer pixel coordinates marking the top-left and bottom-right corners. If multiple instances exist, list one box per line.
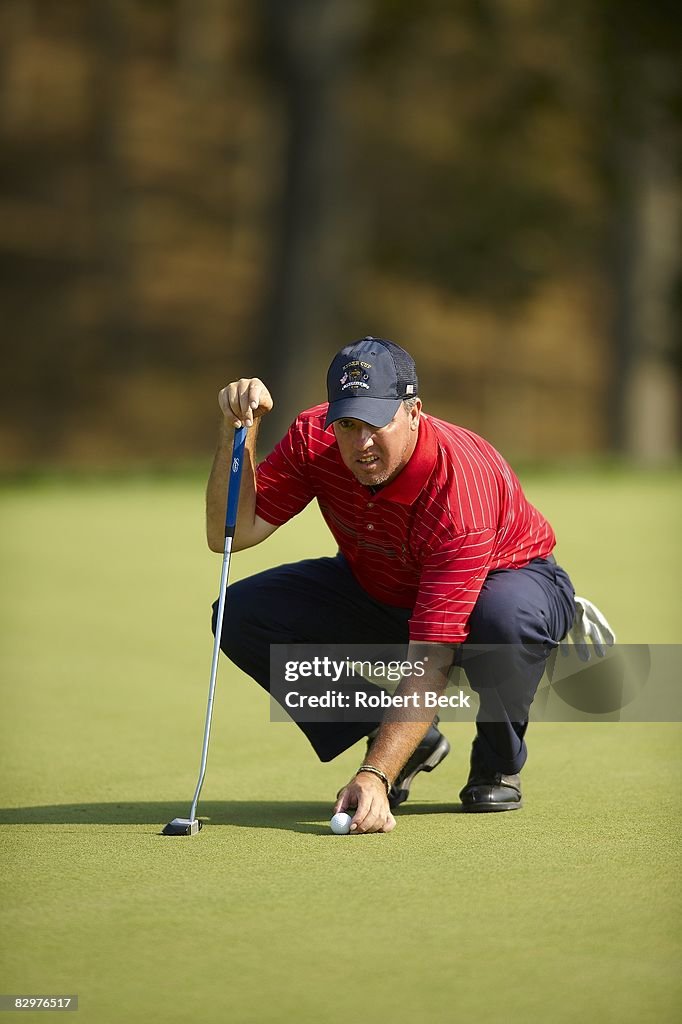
left=408, top=528, right=497, bottom=643
left=255, top=417, right=315, bottom=526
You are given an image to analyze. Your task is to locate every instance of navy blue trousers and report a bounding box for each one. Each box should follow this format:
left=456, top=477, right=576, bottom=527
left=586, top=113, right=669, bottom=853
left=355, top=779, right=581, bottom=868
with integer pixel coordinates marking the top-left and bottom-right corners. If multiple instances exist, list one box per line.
left=212, top=553, right=575, bottom=776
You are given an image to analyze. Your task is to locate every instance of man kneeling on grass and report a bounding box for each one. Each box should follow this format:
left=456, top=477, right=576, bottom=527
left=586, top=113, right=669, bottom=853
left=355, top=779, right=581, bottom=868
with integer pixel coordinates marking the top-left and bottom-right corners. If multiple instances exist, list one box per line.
left=207, top=338, right=613, bottom=834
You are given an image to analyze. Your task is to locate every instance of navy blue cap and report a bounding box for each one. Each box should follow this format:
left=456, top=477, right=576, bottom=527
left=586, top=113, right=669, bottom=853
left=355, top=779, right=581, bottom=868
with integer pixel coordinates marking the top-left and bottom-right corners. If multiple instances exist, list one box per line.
left=324, top=337, right=419, bottom=429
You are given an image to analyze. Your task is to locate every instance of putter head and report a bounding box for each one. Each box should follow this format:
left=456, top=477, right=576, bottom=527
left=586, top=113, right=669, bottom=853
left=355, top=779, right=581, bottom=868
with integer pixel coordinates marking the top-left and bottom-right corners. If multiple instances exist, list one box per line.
left=162, top=817, right=202, bottom=836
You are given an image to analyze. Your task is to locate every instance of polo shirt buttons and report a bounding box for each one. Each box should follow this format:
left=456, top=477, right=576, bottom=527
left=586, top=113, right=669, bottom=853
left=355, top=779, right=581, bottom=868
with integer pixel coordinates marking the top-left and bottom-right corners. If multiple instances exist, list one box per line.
left=367, top=524, right=374, bottom=530
left=367, top=502, right=374, bottom=508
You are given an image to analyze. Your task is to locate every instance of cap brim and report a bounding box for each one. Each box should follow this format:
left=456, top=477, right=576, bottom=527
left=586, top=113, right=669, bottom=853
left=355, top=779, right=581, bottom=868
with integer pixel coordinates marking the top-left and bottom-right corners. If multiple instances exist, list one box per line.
left=324, top=397, right=403, bottom=430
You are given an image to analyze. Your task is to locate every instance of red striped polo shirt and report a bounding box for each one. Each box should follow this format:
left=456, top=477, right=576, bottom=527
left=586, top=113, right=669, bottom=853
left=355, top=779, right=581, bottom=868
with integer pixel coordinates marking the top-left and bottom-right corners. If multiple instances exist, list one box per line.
left=255, top=404, right=555, bottom=643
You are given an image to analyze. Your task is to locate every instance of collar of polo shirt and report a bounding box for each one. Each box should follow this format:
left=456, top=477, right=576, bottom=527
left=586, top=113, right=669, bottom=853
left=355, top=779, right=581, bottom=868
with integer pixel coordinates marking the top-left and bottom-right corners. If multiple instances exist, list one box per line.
left=368, top=415, right=438, bottom=506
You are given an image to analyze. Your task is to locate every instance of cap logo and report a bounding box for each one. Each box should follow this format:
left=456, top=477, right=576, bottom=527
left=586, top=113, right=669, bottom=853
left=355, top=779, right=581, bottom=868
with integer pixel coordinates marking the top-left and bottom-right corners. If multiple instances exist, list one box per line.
left=340, top=359, right=371, bottom=391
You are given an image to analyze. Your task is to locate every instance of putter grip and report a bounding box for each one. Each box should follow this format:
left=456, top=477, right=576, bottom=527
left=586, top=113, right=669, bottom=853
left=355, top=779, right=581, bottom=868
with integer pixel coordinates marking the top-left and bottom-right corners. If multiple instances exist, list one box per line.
left=225, top=425, right=247, bottom=537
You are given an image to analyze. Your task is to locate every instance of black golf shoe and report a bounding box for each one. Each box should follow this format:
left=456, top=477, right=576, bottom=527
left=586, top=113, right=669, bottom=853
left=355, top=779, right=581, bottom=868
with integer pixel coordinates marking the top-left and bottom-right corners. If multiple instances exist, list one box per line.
left=367, top=720, right=451, bottom=810
left=459, top=771, right=522, bottom=812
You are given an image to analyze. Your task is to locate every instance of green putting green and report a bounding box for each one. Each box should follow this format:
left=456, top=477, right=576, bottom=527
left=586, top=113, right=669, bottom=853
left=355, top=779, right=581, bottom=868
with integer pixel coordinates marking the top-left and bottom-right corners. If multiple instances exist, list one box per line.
left=1, top=467, right=680, bottom=1023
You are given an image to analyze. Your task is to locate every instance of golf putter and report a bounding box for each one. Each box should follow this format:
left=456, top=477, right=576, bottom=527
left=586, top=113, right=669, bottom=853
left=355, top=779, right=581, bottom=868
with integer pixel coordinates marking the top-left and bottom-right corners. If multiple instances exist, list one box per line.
left=163, top=425, right=248, bottom=836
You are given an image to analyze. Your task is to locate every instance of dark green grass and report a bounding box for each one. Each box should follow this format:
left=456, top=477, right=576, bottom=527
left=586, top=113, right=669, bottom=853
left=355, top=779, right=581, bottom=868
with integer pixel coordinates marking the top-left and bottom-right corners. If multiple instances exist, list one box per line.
left=1, top=469, right=680, bottom=1023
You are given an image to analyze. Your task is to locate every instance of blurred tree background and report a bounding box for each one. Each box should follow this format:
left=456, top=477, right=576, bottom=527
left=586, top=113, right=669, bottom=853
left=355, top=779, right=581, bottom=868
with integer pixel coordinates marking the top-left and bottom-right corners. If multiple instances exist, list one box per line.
left=0, top=0, right=680, bottom=467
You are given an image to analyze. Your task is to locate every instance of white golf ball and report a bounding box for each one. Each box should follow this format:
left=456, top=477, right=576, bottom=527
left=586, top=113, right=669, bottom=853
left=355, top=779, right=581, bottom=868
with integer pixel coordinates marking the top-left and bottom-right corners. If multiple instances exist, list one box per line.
left=330, top=811, right=353, bottom=835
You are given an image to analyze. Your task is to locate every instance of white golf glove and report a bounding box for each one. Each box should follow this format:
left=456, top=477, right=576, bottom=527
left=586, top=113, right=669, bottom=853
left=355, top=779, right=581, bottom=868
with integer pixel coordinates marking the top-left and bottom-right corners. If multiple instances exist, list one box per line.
left=560, top=596, right=616, bottom=662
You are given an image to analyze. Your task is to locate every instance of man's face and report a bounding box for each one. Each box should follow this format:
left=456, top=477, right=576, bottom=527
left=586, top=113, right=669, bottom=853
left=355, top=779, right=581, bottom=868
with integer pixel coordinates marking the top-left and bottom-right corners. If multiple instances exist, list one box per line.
left=332, top=400, right=421, bottom=487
